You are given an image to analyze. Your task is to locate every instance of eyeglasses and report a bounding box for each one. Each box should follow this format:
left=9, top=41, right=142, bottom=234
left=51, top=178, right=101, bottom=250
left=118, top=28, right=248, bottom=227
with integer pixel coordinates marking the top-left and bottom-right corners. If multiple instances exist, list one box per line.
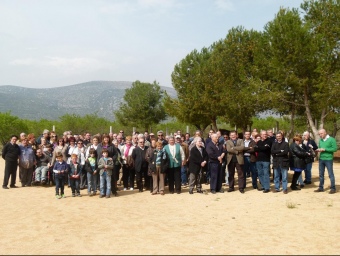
left=158, top=135, right=163, bottom=137
left=139, top=141, right=144, bottom=143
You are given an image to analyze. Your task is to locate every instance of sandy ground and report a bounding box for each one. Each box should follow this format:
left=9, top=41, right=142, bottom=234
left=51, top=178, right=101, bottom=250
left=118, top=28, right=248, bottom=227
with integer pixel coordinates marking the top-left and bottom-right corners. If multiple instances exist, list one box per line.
left=0, top=158, right=339, bottom=255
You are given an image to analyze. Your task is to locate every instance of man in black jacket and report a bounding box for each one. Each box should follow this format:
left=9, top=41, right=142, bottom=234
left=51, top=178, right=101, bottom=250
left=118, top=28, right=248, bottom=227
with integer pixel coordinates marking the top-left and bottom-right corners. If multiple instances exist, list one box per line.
left=132, top=138, right=149, bottom=192
left=206, top=134, right=225, bottom=194
left=271, top=132, right=290, bottom=194
left=188, top=138, right=208, bottom=194
left=254, top=131, right=272, bottom=193
left=2, top=135, right=21, bottom=189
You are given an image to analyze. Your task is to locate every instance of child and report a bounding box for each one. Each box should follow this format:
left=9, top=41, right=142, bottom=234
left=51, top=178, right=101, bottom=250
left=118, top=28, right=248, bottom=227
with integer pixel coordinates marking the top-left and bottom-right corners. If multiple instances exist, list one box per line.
left=84, top=149, right=98, bottom=196
left=98, top=148, right=114, bottom=198
left=53, top=152, right=68, bottom=199
left=69, top=154, right=82, bottom=197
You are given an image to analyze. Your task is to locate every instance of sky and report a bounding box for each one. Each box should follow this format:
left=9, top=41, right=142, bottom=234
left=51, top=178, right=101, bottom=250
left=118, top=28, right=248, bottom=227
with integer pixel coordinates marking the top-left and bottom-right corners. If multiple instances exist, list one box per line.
left=0, top=0, right=302, bottom=89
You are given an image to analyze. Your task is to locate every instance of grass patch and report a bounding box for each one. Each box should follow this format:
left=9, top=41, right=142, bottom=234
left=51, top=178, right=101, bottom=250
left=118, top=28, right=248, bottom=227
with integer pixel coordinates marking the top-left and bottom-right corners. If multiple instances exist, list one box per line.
left=286, top=200, right=297, bottom=209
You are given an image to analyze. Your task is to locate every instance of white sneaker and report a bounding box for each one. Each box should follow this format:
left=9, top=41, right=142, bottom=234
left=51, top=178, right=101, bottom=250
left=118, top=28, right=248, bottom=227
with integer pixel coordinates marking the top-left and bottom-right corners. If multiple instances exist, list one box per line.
left=123, top=188, right=127, bottom=191
left=130, top=187, right=134, bottom=191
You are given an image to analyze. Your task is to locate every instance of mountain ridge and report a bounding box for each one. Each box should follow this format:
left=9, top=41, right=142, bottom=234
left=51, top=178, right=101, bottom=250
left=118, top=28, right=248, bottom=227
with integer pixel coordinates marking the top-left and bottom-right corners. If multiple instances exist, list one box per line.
left=0, top=81, right=176, bottom=121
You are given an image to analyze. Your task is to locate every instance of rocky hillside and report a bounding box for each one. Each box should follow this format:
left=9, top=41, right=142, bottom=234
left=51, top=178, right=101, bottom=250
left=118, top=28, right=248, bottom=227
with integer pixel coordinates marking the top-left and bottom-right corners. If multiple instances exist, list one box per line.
left=0, top=81, right=176, bottom=121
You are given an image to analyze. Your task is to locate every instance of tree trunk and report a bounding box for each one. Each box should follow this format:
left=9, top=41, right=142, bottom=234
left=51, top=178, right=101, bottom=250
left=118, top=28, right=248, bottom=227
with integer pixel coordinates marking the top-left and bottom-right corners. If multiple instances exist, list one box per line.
left=286, top=107, right=295, bottom=140
left=303, top=87, right=320, bottom=144
left=211, top=118, right=218, bottom=132
left=332, top=120, right=340, bottom=138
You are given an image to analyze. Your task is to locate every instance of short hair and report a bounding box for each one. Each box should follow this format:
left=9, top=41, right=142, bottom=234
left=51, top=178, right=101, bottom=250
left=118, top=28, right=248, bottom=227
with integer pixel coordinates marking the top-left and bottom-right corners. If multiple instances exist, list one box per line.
left=89, top=148, right=97, bottom=156
left=27, top=133, right=35, bottom=141
left=293, top=135, right=302, bottom=142
left=229, top=130, right=237, bottom=135
left=71, top=154, right=78, bottom=159
left=156, top=141, right=163, bottom=147
left=56, top=152, right=63, bottom=158
left=125, top=135, right=132, bottom=141
left=102, top=148, right=109, bottom=154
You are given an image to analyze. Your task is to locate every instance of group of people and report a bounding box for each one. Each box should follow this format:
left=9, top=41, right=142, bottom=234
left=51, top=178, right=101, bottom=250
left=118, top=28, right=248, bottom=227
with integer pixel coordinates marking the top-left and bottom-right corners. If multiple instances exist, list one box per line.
left=1, top=127, right=338, bottom=199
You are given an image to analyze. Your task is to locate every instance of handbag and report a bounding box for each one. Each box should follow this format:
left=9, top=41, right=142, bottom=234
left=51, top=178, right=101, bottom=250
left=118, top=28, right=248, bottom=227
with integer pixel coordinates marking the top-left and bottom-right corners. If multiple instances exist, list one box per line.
left=126, top=155, right=135, bottom=169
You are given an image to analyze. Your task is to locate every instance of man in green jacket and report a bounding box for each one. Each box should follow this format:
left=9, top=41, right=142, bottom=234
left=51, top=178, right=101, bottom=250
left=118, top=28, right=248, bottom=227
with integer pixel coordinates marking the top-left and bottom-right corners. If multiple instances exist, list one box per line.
left=314, top=129, right=338, bottom=194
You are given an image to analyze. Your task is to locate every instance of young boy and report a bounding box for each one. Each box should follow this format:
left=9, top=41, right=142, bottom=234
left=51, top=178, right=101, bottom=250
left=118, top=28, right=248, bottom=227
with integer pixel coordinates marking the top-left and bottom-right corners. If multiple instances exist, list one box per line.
left=53, top=152, right=68, bottom=199
left=84, top=148, right=98, bottom=196
left=98, top=148, right=114, bottom=198
left=69, top=154, right=82, bottom=197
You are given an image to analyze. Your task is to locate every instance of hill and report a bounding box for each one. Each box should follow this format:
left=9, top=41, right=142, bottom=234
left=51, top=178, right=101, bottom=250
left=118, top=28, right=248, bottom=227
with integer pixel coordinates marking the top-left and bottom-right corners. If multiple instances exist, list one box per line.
left=0, top=81, right=176, bottom=121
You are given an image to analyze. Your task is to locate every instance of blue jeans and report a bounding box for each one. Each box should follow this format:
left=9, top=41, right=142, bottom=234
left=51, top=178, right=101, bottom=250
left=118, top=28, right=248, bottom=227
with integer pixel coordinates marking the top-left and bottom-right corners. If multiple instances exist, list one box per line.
left=244, top=157, right=257, bottom=188
left=318, top=160, right=336, bottom=190
left=54, top=175, right=65, bottom=195
left=256, top=161, right=270, bottom=190
left=35, top=166, right=48, bottom=182
left=87, top=172, right=97, bottom=193
left=70, top=178, right=80, bottom=194
left=274, top=167, right=288, bottom=191
left=181, top=165, right=188, bottom=184
left=100, top=172, right=111, bottom=196
left=243, top=156, right=251, bottom=176
left=304, top=162, right=313, bottom=183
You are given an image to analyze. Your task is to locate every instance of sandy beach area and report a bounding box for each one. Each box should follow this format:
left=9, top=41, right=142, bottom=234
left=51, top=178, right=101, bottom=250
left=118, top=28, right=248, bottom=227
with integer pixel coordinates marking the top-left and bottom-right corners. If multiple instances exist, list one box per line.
left=0, top=158, right=339, bottom=255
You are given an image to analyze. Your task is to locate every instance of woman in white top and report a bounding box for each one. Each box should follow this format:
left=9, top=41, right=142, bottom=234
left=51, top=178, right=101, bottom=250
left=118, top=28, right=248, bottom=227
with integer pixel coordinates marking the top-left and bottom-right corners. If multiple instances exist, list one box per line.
left=120, top=136, right=135, bottom=191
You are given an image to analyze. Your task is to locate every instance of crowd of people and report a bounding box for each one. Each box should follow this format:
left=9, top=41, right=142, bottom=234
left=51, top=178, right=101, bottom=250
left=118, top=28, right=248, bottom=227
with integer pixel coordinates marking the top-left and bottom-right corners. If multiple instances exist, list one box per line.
left=1, top=127, right=338, bottom=198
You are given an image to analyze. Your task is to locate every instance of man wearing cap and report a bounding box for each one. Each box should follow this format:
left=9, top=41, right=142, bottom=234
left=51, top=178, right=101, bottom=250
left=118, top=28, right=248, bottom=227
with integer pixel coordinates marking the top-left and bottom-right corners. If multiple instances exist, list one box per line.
left=157, top=130, right=168, bottom=146
left=36, top=129, right=50, bottom=145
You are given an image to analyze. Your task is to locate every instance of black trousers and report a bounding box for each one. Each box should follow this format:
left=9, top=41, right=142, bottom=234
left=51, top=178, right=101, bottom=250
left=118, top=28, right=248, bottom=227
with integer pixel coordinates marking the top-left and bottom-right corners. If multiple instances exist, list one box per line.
left=123, top=165, right=135, bottom=189
left=291, top=171, right=301, bottom=188
left=111, top=164, right=120, bottom=194
left=80, top=166, right=87, bottom=189
left=167, top=167, right=181, bottom=193
left=3, top=160, right=18, bottom=187
left=210, top=162, right=223, bottom=192
left=143, top=168, right=151, bottom=190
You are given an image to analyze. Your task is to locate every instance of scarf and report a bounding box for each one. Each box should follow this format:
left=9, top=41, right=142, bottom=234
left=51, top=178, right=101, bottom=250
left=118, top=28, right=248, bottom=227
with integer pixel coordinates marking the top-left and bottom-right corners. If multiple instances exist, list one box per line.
left=124, top=144, right=131, bottom=158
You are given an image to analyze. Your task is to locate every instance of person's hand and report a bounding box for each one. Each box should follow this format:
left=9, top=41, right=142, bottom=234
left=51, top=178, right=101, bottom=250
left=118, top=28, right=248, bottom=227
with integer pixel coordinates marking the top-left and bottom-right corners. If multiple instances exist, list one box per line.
left=309, top=144, right=313, bottom=148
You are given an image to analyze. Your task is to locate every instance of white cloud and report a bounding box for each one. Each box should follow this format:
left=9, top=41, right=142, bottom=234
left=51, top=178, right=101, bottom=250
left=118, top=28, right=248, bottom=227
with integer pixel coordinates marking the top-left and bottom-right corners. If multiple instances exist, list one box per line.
left=214, top=0, right=234, bottom=11
left=137, top=0, right=179, bottom=9
left=99, top=2, right=137, bottom=15
left=9, top=58, right=39, bottom=66
left=9, top=56, right=111, bottom=74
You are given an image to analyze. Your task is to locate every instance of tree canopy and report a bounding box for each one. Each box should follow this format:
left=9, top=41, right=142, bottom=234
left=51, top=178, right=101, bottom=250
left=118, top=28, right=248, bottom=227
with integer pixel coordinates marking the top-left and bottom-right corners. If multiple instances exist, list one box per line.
left=115, top=80, right=167, bottom=131
left=164, top=0, right=340, bottom=141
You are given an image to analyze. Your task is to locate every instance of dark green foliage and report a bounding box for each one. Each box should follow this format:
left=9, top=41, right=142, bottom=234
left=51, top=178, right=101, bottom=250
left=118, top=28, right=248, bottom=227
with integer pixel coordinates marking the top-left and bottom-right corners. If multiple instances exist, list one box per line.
left=114, top=81, right=167, bottom=131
